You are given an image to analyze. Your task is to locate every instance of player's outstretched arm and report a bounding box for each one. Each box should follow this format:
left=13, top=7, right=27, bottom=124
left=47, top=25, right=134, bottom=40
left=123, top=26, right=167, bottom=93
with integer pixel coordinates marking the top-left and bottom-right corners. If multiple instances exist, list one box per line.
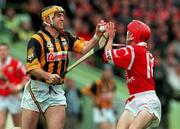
left=81, top=20, right=106, bottom=54
left=105, top=22, right=116, bottom=51
left=103, top=22, right=116, bottom=64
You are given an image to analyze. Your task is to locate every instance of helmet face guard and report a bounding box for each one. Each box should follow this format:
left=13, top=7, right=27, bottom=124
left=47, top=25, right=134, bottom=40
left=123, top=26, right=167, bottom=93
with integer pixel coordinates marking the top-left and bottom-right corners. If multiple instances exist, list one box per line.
left=127, top=20, right=151, bottom=44
left=41, top=6, right=65, bottom=25
left=126, top=31, right=134, bottom=44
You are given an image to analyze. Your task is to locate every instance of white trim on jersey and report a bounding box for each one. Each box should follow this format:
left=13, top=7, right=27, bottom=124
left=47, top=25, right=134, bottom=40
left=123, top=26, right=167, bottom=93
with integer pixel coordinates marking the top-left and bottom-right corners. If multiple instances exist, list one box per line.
left=17, top=61, right=26, bottom=74
left=146, top=52, right=154, bottom=78
left=126, top=46, right=135, bottom=70
left=105, top=50, right=114, bottom=65
left=151, top=57, right=154, bottom=77
left=17, top=61, right=23, bottom=69
left=146, top=52, right=151, bottom=78
left=0, top=56, right=12, bottom=68
left=137, top=42, right=147, bottom=48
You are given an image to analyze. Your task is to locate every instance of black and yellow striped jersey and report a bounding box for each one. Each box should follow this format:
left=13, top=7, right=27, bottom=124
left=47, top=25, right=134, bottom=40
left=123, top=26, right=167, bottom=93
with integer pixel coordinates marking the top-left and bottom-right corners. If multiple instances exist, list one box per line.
left=81, top=79, right=116, bottom=108
left=26, top=26, right=85, bottom=83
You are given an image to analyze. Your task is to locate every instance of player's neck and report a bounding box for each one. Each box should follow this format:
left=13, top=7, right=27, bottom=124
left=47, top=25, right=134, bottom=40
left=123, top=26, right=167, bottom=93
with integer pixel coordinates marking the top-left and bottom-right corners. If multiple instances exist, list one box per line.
left=0, top=58, right=7, bottom=64
left=128, top=41, right=136, bottom=46
left=45, top=26, right=59, bottom=38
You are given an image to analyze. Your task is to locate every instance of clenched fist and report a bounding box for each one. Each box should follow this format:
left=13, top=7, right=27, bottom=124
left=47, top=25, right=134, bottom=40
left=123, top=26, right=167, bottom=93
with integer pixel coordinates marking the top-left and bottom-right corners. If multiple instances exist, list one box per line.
left=46, top=74, right=62, bottom=85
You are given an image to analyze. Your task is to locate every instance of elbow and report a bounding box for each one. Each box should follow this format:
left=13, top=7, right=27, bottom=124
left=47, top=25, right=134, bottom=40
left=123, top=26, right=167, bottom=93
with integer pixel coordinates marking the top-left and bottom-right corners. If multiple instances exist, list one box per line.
left=81, top=49, right=87, bottom=55
left=81, top=45, right=89, bottom=54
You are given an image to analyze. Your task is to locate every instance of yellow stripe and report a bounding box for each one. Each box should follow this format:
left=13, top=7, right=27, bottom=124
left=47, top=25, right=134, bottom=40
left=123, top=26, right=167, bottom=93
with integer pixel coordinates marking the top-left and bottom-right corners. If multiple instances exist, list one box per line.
left=31, top=33, right=46, bottom=68
left=32, top=34, right=44, bottom=47
left=40, top=51, right=46, bottom=68
left=56, top=42, right=62, bottom=75
left=26, top=58, right=41, bottom=73
left=41, top=31, right=55, bottom=74
left=72, top=37, right=85, bottom=54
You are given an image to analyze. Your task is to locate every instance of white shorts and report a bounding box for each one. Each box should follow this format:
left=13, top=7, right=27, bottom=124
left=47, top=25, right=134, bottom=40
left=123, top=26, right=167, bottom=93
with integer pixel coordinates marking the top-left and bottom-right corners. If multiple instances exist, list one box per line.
left=93, top=107, right=116, bottom=124
left=125, top=90, right=161, bottom=127
left=0, top=95, right=21, bottom=114
left=21, top=80, right=67, bottom=112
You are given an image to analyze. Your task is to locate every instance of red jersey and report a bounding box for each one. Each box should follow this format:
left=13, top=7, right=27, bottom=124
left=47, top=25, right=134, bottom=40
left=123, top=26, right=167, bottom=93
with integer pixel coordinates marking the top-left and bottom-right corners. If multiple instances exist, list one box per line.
left=0, top=56, right=26, bottom=96
left=103, top=42, right=155, bottom=95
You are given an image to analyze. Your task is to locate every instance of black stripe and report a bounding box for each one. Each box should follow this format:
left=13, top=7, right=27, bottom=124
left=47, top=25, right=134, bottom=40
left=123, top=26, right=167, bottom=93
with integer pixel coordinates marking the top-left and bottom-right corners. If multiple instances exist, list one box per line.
left=59, top=35, right=66, bottom=78
left=66, top=54, right=69, bottom=71
left=31, top=75, right=37, bottom=80
left=38, top=32, right=50, bottom=72
left=30, top=38, right=42, bottom=62
left=61, top=32, right=70, bottom=75
left=51, top=37, right=58, bottom=74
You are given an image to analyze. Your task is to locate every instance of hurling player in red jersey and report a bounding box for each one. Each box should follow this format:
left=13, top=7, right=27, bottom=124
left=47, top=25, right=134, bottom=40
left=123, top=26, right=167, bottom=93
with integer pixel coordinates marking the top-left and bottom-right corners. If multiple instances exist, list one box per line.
left=0, top=43, right=27, bottom=129
left=103, top=21, right=161, bottom=129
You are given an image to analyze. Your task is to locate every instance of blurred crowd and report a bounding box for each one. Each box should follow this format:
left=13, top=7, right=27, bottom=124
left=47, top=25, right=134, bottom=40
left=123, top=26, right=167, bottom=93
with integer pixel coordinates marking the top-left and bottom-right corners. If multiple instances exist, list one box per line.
left=0, top=0, right=180, bottom=129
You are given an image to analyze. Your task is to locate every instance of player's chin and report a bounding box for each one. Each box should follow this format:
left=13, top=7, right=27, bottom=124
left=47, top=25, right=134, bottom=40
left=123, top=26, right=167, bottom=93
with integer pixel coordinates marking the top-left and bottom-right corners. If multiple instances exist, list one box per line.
left=57, top=26, right=64, bottom=31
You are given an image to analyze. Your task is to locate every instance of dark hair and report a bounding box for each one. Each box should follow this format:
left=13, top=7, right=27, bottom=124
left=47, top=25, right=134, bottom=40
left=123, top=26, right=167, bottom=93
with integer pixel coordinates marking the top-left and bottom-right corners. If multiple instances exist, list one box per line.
left=0, top=43, right=9, bottom=48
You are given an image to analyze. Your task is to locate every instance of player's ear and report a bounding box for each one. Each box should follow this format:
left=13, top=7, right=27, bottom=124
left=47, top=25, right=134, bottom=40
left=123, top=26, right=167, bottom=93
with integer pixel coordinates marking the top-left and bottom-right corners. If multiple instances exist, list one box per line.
left=45, top=16, right=51, bottom=24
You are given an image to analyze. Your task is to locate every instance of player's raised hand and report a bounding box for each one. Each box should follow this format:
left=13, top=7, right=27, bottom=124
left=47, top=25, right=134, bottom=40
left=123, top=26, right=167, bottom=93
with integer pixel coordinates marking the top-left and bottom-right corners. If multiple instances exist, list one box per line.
left=104, top=22, right=116, bottom=50
left=106, top=22, right=116, bottom=40
left=95, top=20, right=107, bottom=36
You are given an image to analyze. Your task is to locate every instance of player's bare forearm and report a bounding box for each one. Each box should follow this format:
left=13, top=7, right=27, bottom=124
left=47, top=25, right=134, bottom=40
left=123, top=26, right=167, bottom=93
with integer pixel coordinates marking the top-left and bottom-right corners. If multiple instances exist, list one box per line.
left=105, top=22, right=115, bottom=51
left=29, top=69, right=51, bottom=81
left=81, top=39, right=98, bottom=54
left=105, top=39, right=113, bottom=51
left=82, top=20, right=107, bottom=54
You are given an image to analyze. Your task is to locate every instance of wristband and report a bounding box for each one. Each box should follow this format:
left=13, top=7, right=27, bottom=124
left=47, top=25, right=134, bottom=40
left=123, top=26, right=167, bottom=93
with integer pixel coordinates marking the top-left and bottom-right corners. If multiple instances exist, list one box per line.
left=93, top=33, right=100, bottom=41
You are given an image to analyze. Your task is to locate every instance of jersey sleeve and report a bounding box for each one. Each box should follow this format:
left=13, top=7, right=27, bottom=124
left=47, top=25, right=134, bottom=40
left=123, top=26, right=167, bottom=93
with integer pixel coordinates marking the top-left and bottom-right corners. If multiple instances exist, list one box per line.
left=72, top=37, right=85, bottom=53
left=81, top=82, right=97, bottom=97
left=90, top=82, right=97, bottom=94
left=65, top=32, right=85, bottom=54
left=26, top=37, right=42, bottom=73
left=103, top=46, right=135, bottom=70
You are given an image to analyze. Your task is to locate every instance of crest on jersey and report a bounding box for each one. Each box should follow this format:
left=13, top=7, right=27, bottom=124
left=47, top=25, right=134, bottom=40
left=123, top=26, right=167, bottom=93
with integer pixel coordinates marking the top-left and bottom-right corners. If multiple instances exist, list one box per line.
left=7, top=66, right=13, bottom=73
left=47, top=41, right=54, bottom=51
left=71, top=34, right=77, bottom=39
left=61, top=37, right=68, bottom=46
left=27, top=47, right=35, bottom=62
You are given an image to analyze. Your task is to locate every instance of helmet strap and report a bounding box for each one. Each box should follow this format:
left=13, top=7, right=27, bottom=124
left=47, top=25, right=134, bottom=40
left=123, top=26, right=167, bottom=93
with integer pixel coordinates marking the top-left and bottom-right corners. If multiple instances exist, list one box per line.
left=126, top=31, right=134, bottom=45
left=50, top=16, right=59, bottom=32
left=44, top=21, right=51, bottom=26
left=44, top=16, right=59, bottom=32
